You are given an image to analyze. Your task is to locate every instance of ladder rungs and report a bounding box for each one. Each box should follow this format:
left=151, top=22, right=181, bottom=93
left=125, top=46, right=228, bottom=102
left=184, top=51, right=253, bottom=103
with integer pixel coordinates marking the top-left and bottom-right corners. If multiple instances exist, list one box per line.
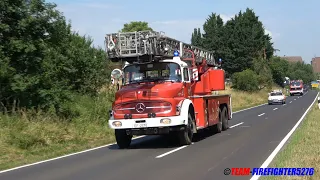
left=105, top=30, right=216, bottom=65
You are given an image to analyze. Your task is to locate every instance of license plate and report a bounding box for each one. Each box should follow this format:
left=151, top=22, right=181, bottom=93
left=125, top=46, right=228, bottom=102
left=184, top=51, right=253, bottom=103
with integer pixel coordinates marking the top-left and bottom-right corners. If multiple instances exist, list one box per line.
left=133, top=123, right=147, bottom=128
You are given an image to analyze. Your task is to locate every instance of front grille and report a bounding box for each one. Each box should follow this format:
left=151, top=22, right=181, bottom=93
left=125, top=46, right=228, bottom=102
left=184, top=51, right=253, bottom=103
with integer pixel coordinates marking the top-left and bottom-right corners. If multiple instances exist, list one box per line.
left=114, top=101, right=172, bottom=114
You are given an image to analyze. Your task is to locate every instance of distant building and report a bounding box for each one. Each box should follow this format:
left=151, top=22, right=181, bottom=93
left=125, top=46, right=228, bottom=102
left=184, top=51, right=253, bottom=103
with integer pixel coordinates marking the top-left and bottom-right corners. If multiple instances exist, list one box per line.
left=282, top=56, right=303, bottom=63
left=311, top=57, right=320, bottom=73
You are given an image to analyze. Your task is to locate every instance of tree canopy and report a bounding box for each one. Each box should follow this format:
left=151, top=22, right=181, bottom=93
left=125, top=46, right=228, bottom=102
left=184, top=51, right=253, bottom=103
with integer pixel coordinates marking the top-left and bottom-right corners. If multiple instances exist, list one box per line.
left=192, top=8, right=316, bottom=91
left=120, top=21, right=153, bottom=32
left=0, top=0, right=110, bottom=114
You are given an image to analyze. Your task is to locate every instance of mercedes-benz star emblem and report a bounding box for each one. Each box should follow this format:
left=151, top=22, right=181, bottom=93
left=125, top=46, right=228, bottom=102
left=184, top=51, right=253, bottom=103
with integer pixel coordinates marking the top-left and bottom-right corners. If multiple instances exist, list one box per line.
left=135, top=103, right=146, bottom=113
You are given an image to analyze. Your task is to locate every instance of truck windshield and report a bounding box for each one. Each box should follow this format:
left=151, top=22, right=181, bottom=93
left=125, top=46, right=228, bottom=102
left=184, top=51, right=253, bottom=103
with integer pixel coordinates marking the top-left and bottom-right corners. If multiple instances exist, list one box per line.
left=291, top=82, right=301, bottom=86
left=123, top=62, right=182, bottom=84
left=270, top=92, right=282, bottom=96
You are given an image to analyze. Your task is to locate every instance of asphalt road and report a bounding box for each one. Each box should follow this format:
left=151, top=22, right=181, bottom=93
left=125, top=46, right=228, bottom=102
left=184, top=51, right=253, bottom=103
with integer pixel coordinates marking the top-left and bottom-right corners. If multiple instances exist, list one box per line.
left=0, top=90, right=318, bottom=180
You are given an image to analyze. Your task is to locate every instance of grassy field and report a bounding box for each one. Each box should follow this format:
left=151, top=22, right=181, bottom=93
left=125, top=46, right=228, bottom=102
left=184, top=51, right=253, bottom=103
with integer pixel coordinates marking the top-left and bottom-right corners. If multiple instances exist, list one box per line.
left=260, top=98, right=320, bottom=180
left=220, top=85, right=280, bottom=112
left=0, top=85, right=277, bottom=171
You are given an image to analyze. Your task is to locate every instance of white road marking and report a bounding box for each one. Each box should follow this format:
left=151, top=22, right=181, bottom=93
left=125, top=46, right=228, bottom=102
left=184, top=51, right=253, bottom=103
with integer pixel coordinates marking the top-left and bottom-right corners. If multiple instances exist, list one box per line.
left=0, top=135, right=146, bottom=174
left=273, top=108, right=278, bottom=110
left=229, top=122, right=244, bottom=128
left=290, top=101, right=292, bottom=103
left=156, top=143, right=193, bottom=158
left=258, top=113, right=265, bottom=116
left=294, top=99, right=296, bottom=100
left=156, top=122, right=245, bottom=158
left=233, top=103, right=267, bottom=114
left=250, top=92, right=319, bottom=180
left=283, top=104, right=286, bottom=106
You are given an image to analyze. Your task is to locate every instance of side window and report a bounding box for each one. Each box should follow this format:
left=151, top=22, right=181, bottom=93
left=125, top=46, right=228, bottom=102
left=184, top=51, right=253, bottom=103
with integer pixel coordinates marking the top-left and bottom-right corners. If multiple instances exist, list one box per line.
left=183, top=68, right=190, bottom=82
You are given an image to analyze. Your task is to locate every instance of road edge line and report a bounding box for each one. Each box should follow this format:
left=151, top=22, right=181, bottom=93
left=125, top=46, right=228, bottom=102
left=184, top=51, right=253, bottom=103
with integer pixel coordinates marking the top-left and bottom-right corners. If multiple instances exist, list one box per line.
left=250, top=91, right=319, bottom=180
left=0, top=136, right=146, bottom=174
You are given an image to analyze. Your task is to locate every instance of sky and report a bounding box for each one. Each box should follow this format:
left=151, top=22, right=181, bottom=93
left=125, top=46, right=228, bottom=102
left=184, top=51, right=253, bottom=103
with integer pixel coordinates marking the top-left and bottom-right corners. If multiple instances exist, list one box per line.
left=52, top=0, right=320, bottom=64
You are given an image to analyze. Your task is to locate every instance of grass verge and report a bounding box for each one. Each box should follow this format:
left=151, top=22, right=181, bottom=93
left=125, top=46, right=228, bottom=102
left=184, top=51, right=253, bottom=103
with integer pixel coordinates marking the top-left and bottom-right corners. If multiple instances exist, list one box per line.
left=0, top=85, right=278, bottom=171
left=220, top=85, right=279, bottom=112
left=260, top=99, right=320, bottom=180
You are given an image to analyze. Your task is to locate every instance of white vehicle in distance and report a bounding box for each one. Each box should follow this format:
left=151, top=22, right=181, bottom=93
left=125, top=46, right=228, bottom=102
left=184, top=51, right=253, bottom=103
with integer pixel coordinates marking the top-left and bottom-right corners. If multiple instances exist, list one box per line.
left=268, top=90, right=286, bottom=105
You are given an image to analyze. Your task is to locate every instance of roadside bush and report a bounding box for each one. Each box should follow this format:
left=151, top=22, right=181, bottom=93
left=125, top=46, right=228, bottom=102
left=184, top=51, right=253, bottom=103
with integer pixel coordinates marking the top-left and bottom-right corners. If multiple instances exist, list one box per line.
left=231, top=69, right=259, bottom=92
left=253, top=58, right=273, bottom=90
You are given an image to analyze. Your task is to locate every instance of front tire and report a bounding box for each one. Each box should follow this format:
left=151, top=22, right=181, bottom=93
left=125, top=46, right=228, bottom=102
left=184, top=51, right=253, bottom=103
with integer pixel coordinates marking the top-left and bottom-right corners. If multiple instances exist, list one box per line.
left=115, top=129, right=132, bottom=149
left=178, top=113, right=194, bottom=145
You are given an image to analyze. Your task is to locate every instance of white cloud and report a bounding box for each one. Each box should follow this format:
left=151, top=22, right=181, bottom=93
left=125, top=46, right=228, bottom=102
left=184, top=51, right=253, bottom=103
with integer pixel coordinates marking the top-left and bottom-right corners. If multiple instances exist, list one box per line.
left=219, top=14, right=234, bottom=23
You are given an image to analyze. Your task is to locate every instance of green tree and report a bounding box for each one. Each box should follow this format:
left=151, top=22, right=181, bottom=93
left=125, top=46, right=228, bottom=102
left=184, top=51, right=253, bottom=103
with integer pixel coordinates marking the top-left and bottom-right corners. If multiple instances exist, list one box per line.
left=201, top=13, right=225, bottom=60
left=287, top=62, right=315, bottom=84
left=191, top=28, right=202, bottom=47
left=231, top=69, right=259, bottom=92
left=0, top=0, right=110, bottom=114
left=253, top=58, right=273, bottom=90
left=223, top=8, right=273, bottom=74
left=121, top=21, right=153, bottom=32
left=269, top=56, right=289, bottom=86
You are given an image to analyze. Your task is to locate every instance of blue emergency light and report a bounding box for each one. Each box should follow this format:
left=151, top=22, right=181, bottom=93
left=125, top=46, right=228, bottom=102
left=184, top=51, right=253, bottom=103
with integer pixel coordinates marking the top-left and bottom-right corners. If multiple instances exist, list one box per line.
left=173, top=50, right=179, bottom=57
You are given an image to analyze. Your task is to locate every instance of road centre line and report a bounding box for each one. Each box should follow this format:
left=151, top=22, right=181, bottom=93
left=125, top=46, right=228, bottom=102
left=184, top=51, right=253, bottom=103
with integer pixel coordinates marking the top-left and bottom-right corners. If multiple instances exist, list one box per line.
left=273, top=108, right=278, bottom=110
left=258, top=113, right=265, bottom=117
left=229, top=122, right=244, bottom=128
left=156, top=122, right=245, bottom=158
left=155, top=145, right=189, bottom=158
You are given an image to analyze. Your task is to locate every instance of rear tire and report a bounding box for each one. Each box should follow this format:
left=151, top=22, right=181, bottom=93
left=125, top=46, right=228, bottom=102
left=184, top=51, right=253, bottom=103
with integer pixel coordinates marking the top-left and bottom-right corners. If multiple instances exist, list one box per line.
left=115, top=129, right=132, bottom=149
left=215, top=109, right=223, bottom=133
left=221, top=107, right=229, bottom=131
left=178, top=113, right=194, bottom=145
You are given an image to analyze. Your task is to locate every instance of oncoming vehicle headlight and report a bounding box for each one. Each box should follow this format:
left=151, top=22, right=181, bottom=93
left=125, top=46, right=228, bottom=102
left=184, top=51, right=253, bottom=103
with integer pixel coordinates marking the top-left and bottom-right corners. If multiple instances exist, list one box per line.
left=112, top=121, right=122, bottom=127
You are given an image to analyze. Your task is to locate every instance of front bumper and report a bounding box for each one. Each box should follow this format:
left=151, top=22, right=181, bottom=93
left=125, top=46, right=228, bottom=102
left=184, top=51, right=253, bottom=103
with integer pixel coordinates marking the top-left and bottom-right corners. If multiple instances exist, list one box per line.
left=108, top=115, right=187, bottom=135
left=109, top=115, right=186, bottom=129
left=290, top=90, right=303, bottom=94
left=268, top=99, right=284, bottom=103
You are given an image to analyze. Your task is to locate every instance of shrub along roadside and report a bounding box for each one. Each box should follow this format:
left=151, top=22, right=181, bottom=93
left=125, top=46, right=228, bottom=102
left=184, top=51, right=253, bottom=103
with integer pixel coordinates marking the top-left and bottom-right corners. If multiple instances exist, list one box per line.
left=0, top=90, right=117, bottom=170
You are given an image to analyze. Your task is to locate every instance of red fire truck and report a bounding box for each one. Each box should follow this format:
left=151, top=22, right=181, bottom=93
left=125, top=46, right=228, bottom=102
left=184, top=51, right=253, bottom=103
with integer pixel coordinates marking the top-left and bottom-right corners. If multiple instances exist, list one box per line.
left=289, top=80, right=304, bottom=96
left=105, top=30, right=232, bottom=148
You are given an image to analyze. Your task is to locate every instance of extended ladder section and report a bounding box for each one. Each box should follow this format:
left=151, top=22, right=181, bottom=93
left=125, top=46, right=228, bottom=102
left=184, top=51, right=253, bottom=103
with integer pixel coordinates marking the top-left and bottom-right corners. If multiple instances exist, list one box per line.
left=105, top=30, right=216, bottom=66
